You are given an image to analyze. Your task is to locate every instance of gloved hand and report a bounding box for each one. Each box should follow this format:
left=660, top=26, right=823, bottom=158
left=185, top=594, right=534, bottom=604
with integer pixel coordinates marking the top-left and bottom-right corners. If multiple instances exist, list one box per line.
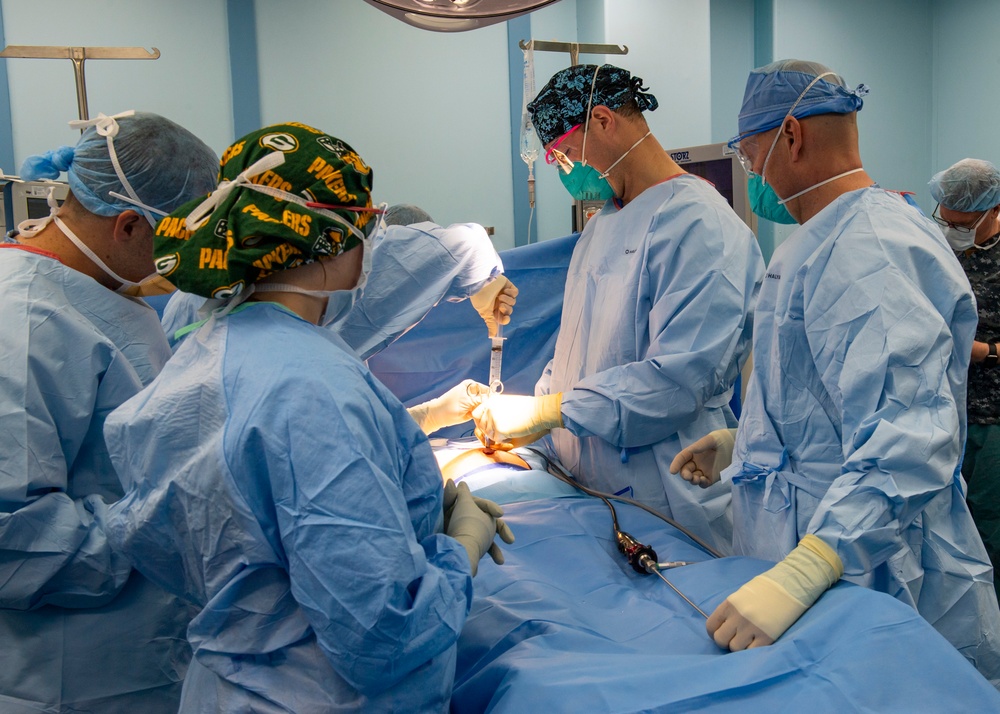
left=408, top=380, right=489, bottom=435
left=707, top=534, right=843, bottom=651
left=474, top=426, right=549, bottom=452
left=472, top=393, right=563, bottom=443
left=669, top=428, right=737, bottom=487
left=443, top=480, right=515, bottom=576
left=470, top=275, right=518, bottom=337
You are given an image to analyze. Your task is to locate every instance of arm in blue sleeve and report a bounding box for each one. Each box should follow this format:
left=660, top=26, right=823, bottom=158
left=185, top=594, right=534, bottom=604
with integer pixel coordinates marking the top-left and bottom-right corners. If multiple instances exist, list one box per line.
left=272, top=382, right=472, bottom=695
left=561, top=209, right=763, bottom=447
left=336, top=223, right=502, bottom=360
left=804, top=234, right=974, bottom=576
left=0, top=310, right=136, bottom=609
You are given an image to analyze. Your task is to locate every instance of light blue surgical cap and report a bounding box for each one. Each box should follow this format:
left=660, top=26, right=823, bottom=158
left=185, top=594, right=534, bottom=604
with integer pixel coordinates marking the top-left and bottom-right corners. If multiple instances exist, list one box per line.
left=731, top=59, right=868, bottom=145
left=384, top=203, right=434, bottom=226
left=19, top=111, right=218, bottom=217
left=928, top=158, right=1000, bottom=213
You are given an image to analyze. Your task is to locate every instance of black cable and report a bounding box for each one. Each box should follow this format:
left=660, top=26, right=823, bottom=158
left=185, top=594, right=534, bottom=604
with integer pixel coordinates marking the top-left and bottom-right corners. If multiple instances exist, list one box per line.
left=524, top=446, right=724, bottom=560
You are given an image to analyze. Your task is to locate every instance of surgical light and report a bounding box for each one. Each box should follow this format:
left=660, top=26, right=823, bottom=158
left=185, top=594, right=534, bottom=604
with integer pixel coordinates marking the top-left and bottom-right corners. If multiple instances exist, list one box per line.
left=363, top=0, right=562, bottom=32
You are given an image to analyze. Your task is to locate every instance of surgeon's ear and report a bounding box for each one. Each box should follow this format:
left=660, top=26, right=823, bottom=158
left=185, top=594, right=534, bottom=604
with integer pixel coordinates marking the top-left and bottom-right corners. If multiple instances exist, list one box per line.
left=111, top=210, right=149, bottom=244
left=784, top=116, right=804, bottom=163
left=589, top=105, right=615, bottom=133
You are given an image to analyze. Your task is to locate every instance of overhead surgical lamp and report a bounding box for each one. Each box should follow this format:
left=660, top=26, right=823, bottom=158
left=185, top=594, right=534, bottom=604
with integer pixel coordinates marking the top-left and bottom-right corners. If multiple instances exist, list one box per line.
left=363, top=0, right=562, bottom=32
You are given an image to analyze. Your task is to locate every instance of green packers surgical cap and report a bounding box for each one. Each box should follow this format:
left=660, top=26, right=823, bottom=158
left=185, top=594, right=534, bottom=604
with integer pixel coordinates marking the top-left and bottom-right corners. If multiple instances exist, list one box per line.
left=153, top=122, right=375, bottom=299
left=527, top=64, right=658, bottom=146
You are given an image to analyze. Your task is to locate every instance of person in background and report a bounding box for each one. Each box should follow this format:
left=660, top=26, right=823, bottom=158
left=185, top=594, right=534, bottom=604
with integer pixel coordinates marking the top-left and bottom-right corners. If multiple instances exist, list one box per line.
left=161, top=200, right=517, bottom=358
left=0, top=110, right=218, bottom=712
left=670, top=60, right=1000, bottom=685
left=474, top=63, right=765, bottom=553
left=104, top=123, right=512, bottom=712
left=929, top=158, right=1000, bottom=597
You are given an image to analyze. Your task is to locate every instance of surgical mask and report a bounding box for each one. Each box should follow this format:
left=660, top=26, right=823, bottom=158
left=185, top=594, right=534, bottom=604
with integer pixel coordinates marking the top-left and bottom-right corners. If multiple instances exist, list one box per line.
left=943, top=226, right=1000, bottom=253
left=559, top=163, right=615, bottom=202
left=943, top=226, right=975, bottom=252
left=17, top=188, right=158, bottom=293
left=747, top=173, right=797, bottom=224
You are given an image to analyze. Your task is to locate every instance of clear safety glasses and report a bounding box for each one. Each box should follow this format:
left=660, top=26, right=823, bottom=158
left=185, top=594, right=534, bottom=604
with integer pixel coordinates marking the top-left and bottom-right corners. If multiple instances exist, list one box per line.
left=544, top=124, right=581, bottom=174
left=932, top=204, right=990, bottom=234
left=730, top=134, right=759, bottom=176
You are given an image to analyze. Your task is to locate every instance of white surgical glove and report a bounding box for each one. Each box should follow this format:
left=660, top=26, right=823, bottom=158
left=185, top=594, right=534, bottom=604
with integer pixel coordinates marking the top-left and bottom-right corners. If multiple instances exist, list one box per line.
left=408, top=380, right=489, bottom=435
left=443, top=480, right=515, bottom=575
left=669, top=428, right=737, bottom=487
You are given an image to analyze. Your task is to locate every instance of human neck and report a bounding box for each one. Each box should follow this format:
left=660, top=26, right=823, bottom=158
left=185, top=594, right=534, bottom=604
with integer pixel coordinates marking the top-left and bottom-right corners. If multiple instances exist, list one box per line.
left=612, top=134, right=683, bottom=205
left=785, top=160, right=873, bottom=224
left=19, top=214, right=118, bottom=288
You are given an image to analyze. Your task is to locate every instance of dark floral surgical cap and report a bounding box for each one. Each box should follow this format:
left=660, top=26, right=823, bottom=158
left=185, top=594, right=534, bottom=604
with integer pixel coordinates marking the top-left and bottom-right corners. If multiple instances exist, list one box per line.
left=152, top=122, right=375, bottom=299
left=527, top=63, right=659, bottom=146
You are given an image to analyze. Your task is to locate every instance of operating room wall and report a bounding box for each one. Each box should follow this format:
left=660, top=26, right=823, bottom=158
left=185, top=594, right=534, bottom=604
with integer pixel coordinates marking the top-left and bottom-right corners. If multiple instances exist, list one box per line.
left=0, top=0, right=973, bottom=256
left=0, top=0, right=234, bottom=169
left=755, top=0, right=934, bottom=251
left=931, top=0, right=1000, bottom=188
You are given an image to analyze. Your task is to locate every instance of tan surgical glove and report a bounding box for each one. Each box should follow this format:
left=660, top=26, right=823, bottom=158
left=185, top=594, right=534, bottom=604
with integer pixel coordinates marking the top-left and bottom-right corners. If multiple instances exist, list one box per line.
left=470, top=275, right=518, bottom=337
left=669, top=428, right=737, bottom=487
left=707, top=534, right=843, bottom=651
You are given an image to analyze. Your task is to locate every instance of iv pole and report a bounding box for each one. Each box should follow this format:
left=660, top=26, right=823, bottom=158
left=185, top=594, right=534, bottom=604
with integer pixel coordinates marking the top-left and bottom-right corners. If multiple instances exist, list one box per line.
left=517, top=39, right=627, bottom=67
left=0, top=45, right=160, bottom=126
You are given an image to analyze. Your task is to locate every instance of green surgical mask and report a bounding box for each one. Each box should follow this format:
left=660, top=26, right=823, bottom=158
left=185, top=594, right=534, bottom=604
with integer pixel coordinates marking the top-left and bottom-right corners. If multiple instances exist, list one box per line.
left=559, top=162, right=615, bottom=202
left=747, top=172, right=797, bottom=224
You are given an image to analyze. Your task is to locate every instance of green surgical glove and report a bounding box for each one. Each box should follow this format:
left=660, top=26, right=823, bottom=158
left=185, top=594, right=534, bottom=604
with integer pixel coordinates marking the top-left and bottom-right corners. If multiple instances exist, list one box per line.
left=669, top=428, right=738, bottom=487
left=471, top=393, right=563, bottom=444
left=443, top=480, right=515, bottom=576
left=470, top=275, right=518, bottom=337
left=408, top=380, right=489, bottom=435
left=707, top=534, right=844, bottom=650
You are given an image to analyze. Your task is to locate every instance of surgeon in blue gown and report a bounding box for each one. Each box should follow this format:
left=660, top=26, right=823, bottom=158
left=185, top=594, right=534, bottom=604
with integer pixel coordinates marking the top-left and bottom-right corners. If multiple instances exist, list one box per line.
left=160, top=202, right=517, bottom=357
left=0, top=111, right=218, bottom=712
left=671, top=60, right=1000, bottom=683
left=104, top=124, right=510, bottom=712
left=474, top=64, right=765, bottom=553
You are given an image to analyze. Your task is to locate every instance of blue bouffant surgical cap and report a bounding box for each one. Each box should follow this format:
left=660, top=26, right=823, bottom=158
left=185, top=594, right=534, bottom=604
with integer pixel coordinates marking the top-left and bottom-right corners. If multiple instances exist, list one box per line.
left=527, top=64, right=658, bottom=146
left=929, top=158, right=1000, bottom=213
left=20, top=111, right=218, bottom=218
left=384, top=204, right=434, bottom=226
left=731, top=59, right=868, bottom=145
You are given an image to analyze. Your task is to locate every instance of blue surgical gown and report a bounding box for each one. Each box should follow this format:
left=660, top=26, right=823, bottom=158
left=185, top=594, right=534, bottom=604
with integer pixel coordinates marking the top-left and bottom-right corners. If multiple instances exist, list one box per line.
left=161, top=222, right=502, bottom=358
left=729, top=187, right=1000, bottom=682
left=104, top=302, right=474, bottom=712
left=0, top=246, right=194, bottom=712
left=537, top=175, right=765, bottom=552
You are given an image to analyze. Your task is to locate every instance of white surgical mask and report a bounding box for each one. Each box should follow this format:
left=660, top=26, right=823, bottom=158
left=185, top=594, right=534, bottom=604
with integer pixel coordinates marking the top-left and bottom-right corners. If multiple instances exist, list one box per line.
left=944, top=226, right=977, bottom=252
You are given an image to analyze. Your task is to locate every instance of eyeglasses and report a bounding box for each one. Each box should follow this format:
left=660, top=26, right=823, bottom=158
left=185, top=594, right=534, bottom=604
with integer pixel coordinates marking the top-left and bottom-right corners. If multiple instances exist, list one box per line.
left=730, top=135, right=758, bottom=176
left=932, top=204, right=989, bottom=233
left=545, top=124, right=581, bottom=174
